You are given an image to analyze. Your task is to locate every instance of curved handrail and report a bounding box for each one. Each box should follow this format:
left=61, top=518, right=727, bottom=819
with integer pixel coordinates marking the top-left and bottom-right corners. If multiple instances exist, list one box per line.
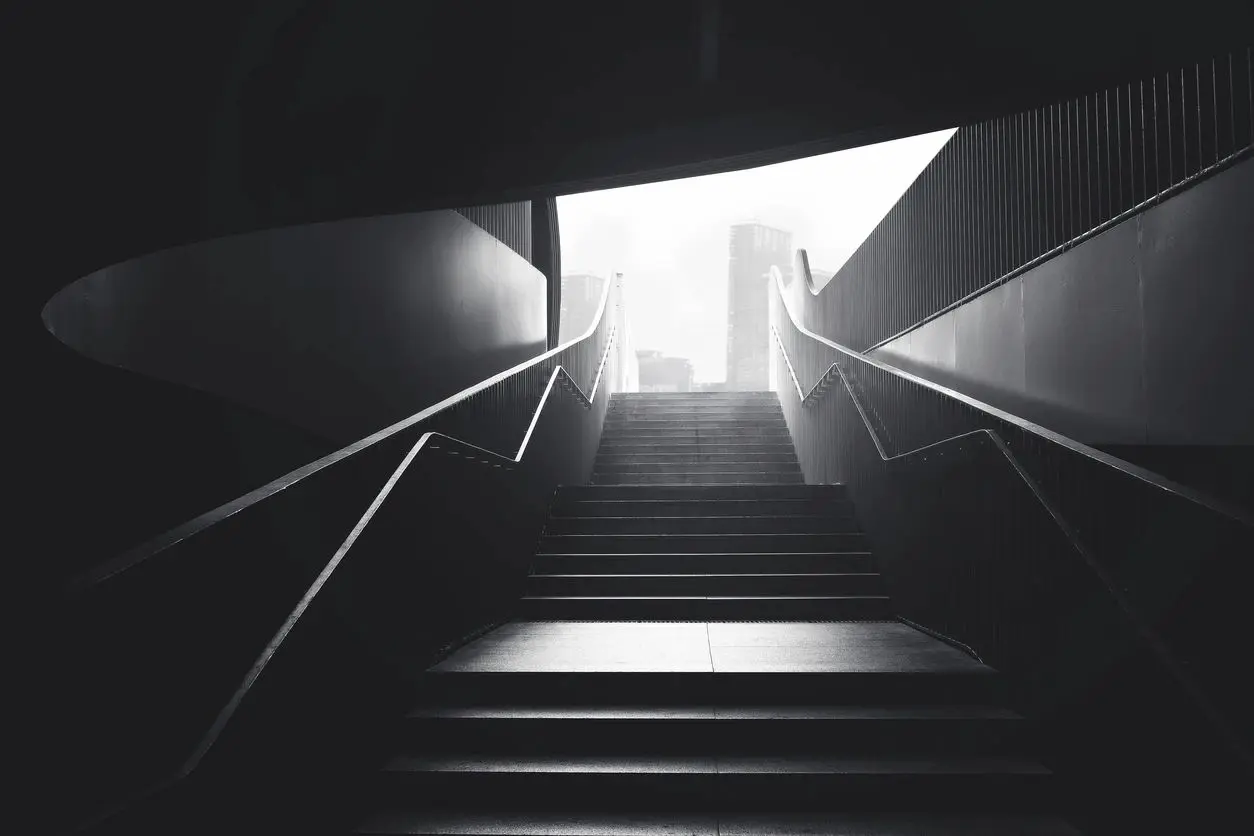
left=77, top=288, right=621, bottom=831
left=769, top=269, right=1254, bottom=770
left=794, top=248, right=824, bottom=296
left=69, top=274, right=616, bottom=592
left=772, top=261, right=1254, bottom=528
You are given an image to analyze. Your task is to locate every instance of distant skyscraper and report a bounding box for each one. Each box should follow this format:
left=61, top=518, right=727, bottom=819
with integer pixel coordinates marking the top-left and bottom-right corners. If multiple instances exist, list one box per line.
left=726, top=222, right=792, bottom=390
left=559, top=273, right=607, bottom=343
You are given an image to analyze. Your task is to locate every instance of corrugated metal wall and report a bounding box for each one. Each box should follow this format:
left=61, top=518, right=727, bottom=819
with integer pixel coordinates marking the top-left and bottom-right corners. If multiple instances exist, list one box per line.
left=455, top=199, right=564, bottom=348
left=532, top=197, right=562, bottom=349
left=817, top=48, right=1253, bottom=352
left=454, top=202, right=533, bottom=264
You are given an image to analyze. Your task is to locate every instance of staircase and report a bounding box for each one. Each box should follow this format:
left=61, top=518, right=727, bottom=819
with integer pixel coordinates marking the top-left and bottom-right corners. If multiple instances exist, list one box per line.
left=591, top=391, right=802, bottom=485
left=523, top=392, right=889, bottom=621
left=354, top=392, right=1077, bottom=835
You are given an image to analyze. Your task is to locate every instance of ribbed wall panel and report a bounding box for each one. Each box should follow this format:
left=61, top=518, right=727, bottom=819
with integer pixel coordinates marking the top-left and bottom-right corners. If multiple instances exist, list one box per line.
left=814, top=48, right=1253, bottom=352
left=455, top=202, right=533, bottom=264
left=533, top=196, right=562, bottom=348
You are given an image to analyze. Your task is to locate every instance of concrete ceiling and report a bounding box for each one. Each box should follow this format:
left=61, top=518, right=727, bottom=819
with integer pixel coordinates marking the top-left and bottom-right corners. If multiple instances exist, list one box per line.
left=6, top=0, right=1252, bottom=315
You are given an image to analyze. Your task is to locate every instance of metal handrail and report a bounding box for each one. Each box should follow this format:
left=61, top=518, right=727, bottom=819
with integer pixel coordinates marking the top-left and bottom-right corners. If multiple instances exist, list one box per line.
left=859, top=144, right=1254, bottom=354
left=769, top=266, right=1254, bottom=770
left=182, top=323, right=617, bottom=780
left=72, top=277, right=622, bottom=831
left=791, top=143, right=1254, bottom=332
left=772, top=261, right=1254, bottom=527
left=69, top=275, right=617, bottom=592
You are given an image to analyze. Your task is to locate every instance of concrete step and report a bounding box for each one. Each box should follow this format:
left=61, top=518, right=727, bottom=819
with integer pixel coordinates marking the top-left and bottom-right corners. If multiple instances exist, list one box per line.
left=400, top=704, right=1027, bottom=755
left=606, top=409, right=784, bottom=419
left=590, top=472, right=806, bottom=485
left=556, top=485, right=847, bottom=501
left=538, top=533, right=867, bottom=555
left=604, top=407, right=785, bottom=412
left=417, top=669, right=1006, bottom=708
left=594, top=443, right=799, bottom=455
left=516, top=595, right=894, bottom=621
left=612, top=393, right=778, bottom=402
left=525, top=573, right=885, bottom=597
left=532, top=552, right=875, bottom=575
left=545, top=515, right=859, bottom=535
left=604, top=411, right=784, bottom=419
left=375, top=752, right=1052, bottom=812
left=595, top=452, right=799, bottom=465
left=603, top=419, right=788, bottom=429
left=357, top=810, right=1082, bottom=835
left=593, top=461, right=802, bottom=475
left=610, top=400, right=782, bottom=409
left=600, top=428, right=792, bottom=439
left=549, top=498, right=856, bottom=518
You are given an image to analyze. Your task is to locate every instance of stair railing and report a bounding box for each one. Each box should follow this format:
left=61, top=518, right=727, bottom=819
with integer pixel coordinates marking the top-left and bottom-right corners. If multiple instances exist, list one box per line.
left=59, top=273, right=625, bottom=832
left=769, top=253, right=1254, bottom=829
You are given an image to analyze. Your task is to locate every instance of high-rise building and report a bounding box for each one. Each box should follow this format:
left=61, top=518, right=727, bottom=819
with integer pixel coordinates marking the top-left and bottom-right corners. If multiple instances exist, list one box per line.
left=726, top=222, right=792, bottom=390
left=611, top=273, right=640, bottom=393
left=558, top=273, right=607, bottom=343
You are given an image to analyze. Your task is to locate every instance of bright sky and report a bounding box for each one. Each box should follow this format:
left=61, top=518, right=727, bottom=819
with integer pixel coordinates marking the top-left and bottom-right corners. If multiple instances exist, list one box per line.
left=557, top=128, right=956, bottom=383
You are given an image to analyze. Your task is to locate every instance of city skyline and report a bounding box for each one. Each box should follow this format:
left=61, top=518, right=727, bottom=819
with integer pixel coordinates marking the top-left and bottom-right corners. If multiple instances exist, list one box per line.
left=556, top=128, right=955, bottom=383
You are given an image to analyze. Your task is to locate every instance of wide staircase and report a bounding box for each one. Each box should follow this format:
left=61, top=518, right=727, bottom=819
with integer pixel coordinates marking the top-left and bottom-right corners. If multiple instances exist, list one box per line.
left=354, top=392, right=1077, bottom=834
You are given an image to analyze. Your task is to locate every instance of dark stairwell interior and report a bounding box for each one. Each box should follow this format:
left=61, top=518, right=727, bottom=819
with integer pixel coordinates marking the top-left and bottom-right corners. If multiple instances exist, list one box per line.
left=36, top=27, right=1254, bottom=835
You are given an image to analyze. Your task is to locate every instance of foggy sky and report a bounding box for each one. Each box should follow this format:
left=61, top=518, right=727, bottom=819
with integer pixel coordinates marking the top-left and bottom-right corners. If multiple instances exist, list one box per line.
left=557, top=128, right=956, bottom=383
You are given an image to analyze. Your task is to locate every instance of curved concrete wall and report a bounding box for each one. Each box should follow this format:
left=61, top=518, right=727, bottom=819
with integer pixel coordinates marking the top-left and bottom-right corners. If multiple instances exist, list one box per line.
left=43, top=210, right=547, bottom=443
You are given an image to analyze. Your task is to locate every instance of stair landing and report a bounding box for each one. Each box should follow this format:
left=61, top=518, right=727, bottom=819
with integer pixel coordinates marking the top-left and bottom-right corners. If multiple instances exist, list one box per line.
left=427, top=620, right=985, bottom=675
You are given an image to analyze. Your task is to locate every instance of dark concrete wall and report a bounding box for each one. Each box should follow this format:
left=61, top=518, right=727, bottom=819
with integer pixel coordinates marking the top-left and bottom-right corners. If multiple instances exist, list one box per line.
left=870, top=157, right=1254, bottom=449
left=38, top=210, right=545, bottom=583
left=44, top=210, right=547, bottom=444
left=37, top=339, right=339, bottom=583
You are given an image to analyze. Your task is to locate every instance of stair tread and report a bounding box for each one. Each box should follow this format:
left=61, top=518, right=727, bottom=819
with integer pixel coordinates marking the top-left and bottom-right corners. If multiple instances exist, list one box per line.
left=551, top=513, right=837, bottom=518
left=384, top=753, right=1049, bottom=775
left=359, top=810, right=724, bottom=835
left=592, top=481, right=808, bottom=485
left=357, top=811, right=1080, bottom=835
left=595, top=459, right=800, bottom=464
left=556, top=501, right=852, bottom=512
left=541, top=536, right=862, bottom=543
left=597, top=442, right=797, bottom=446
left=536, top=551, right=872, bottom=559
left=563, top=484, right=847, bottom=487
left=549, top=521, right=859, bottom=534
left=540, top=535, right=866, bottom=554
left=533, top=555, right=876, bottom=575
left=520, top=596, right=890, bottom=602
left=558, top=486, right=845, bottom=492
left=557, top=500, right=848, bottom=504
left=533, top=573, right=880, bottom=579
left=406, top=705, right=1022, bottom=721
